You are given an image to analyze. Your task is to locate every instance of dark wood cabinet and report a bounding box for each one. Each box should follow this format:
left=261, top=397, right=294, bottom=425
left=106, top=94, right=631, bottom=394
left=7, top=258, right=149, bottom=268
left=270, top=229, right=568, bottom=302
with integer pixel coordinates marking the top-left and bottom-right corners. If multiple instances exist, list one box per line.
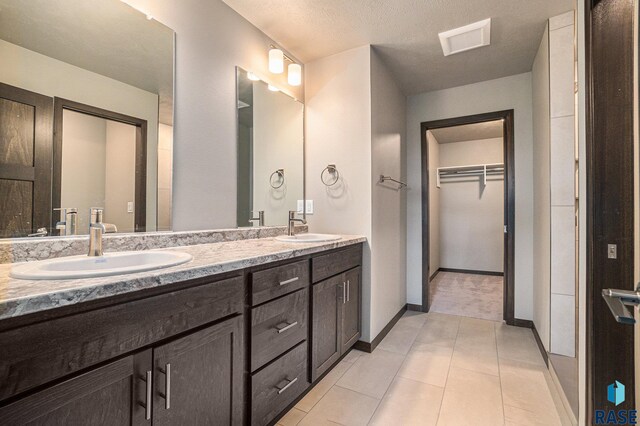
left=311, top=274, right=344, bottom=381
left=0, top=351, right=151, bottom=425
left=153, top=315, right=244, bottom=426
left=311, top=266, right=362, bottom=381
left=341, top=267, right=361, bottom=351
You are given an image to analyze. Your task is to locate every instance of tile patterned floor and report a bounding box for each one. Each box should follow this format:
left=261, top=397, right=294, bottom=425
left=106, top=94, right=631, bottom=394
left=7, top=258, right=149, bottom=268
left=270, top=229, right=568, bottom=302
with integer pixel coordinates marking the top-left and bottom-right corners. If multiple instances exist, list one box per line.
left=430, top=272, right=504, bottom=322
left=278, top=311, right=565, bottom=426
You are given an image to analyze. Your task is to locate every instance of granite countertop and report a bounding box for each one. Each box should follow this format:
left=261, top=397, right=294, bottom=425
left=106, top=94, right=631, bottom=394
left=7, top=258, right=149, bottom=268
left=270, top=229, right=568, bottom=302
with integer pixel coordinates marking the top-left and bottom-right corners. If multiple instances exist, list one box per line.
left=0, top=235, right=366, bottom=321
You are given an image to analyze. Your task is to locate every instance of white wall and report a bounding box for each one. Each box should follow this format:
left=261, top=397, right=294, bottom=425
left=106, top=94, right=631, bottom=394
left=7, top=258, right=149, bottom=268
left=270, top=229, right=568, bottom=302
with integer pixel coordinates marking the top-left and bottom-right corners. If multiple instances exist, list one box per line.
left=0, top=39, right=159, bottom=230
left=370, top=48, right=407, bottom=341
left=252, top=82, right=304, bottom=226
left=407, top=73, right=534, bottom=319
left=305, top=45, right=373, bottom=339
left=157, top=123, right=173, bottom=231
left=105, top=121, right=136, bottom=233
left=532, top=24, right=551, bottom=351
left=126, top=0, right=303, bottom=231
left=438, top=137, right=504, bottom=273
left=61, top=110, right=107, bottom=231
left=305, top=45, right=406, bottom=342
left=427, top=132, right=441, bottom=276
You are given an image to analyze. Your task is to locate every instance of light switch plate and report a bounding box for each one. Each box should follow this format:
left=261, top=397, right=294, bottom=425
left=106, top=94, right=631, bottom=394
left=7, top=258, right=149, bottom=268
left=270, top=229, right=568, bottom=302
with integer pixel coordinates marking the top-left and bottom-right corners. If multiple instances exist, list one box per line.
left=305, top=200, right=314, bottom=214
left=297, top=200, right=304, bottom=214
left=127, top=201, right=134, bottom=213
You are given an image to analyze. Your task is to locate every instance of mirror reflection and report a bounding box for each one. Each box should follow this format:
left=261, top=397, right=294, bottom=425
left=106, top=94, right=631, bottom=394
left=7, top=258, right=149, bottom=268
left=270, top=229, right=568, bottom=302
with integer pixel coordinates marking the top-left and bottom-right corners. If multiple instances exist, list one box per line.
left=236, top=67, right=304, bottom=227
left=0, top=0, right=174, bottom=238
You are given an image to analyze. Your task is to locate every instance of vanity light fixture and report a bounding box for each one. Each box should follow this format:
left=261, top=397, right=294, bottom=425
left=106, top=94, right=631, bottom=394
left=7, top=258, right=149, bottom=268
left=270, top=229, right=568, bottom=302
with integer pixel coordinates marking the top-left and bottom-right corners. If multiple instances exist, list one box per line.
left=269, top=48, right=284, bottom=74
left=247, top=71, right=260, bottom=81
left=268, top=84, right=280, bottom=92
left=288, top=63, right=302, bottom=86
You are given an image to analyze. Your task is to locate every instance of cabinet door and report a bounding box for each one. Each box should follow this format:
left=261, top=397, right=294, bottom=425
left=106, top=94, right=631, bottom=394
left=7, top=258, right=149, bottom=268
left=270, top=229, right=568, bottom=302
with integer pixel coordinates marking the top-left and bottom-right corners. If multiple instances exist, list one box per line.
left=152, top=315, right=244, bottom=426
left=0, top=351, right=151, bottom=425
left=341, top=267, right=362, bottom=352
left=311, top=274, right=344, bottom=382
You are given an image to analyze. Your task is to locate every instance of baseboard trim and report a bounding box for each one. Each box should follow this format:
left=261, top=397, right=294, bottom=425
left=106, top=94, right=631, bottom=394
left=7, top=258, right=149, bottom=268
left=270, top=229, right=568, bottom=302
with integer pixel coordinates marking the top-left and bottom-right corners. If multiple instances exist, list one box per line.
left=438, top=267, right=504, bottom=277
left=354, top=305, right=407, bottom=353
left=429, top=269, right=440, bottom=282
left=406, top=303, right=423, bottom=312
left=531, top=323, right=549, bottom=367
left=506, top=318, right=533, bottom=328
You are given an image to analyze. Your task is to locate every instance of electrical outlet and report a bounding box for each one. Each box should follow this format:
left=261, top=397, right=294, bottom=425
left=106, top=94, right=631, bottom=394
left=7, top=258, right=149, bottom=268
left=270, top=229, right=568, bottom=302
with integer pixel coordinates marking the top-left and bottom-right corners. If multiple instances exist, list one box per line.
left=305, top=199, right=314, bottom=214
left=127, top=201, right=134, bottom=213
left=297, top=200, right=304, bottom=214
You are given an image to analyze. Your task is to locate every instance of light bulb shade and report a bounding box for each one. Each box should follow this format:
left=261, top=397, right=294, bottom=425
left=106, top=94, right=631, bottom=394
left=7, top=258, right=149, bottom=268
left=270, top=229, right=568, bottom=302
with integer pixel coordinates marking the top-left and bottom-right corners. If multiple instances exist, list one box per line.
left=288, top=63, right=302, bottom=86
left=269, top=48, right=284, bottom=74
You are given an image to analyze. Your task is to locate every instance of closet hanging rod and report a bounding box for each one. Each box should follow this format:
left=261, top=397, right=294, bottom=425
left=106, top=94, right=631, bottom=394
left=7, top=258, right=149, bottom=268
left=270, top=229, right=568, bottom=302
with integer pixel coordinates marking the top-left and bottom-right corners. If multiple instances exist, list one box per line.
left=379, top=175, right=408, bottom=189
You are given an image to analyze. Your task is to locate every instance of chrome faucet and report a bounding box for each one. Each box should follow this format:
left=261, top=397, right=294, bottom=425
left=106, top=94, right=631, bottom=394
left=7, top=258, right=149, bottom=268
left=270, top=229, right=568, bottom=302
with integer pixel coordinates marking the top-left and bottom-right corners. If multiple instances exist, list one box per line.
left=88, top=208, right=106, bottom=257
left=54, top=207, right=78, bottom=236
left=249, top=211, right=265, bottom=227
left=287, top=210, right=306, bottom=236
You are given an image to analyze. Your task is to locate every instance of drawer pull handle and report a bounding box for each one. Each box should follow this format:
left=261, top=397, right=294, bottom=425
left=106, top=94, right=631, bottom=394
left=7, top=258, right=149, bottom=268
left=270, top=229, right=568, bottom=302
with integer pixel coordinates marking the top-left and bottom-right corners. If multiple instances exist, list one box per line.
left=347, top=280, right=350, bottom=302
left=138, top=370, right=152, bottom=420
left=279, top=277, right=299, bottom=286
left=276, top=377, right=298, bottom=394
left=276, top=321, right=299, bottom=334
left=159, top=363, right=171, bottom=409
left=342, top=283, right=346, bottom=304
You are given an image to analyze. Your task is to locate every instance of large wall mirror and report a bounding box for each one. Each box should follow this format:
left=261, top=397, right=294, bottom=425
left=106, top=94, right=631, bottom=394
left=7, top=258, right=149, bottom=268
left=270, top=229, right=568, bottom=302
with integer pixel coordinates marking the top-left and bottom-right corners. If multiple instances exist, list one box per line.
left=0, top=0, right=174, bottom=238
left=236, top=67, right=304, bottom=227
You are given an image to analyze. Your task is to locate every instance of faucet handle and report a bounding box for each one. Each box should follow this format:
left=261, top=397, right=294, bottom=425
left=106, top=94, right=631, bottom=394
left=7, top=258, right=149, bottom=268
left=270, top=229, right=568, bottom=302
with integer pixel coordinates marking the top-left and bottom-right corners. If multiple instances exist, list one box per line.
left=54, top=207, right=78, bottom=219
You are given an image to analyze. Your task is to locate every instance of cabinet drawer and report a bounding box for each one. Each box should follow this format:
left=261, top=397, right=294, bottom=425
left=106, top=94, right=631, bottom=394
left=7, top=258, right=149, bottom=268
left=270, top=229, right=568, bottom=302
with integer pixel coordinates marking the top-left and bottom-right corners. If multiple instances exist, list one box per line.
left=251, top=342, right=308, bottom=426
left=251, top=289, right=308, bottom=371
left=311, top=244, right=362, bottom=283
left=251, top=259, right=309, bottom=305
left=0, top=276, right=243, bottom=402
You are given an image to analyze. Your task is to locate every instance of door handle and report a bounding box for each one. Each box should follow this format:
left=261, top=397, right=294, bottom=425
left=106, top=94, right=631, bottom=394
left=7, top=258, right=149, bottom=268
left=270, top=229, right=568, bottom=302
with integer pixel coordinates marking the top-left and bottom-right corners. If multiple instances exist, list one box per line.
left=346, top=280, right=350, bottom=302
left=275, top=321, right=298, bottom=334
left=159, top=363, right=171, bottom=409
left=602, top=287, right=640, bottom=324
left=342, top=283, right=346, bottom=304
left=138, top=370, right=152, bottom=421
left=276, top=377, right=298, bottom=394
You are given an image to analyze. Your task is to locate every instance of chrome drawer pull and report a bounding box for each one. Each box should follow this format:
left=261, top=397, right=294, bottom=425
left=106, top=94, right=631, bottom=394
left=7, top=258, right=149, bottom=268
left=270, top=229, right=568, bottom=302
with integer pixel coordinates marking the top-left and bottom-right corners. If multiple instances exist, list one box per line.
left=279, top=277, right=299, bottom=286
left=342, top=283, right=346, bottom=304
left=159, top=363, right=171, bottom=409
left=275, top=321, right=298, bottom=334
left=138, top=370, right=152, bottom=420
left=347, top=280, right=350, bottom=302
left=276, top=377, right=298, bottom=394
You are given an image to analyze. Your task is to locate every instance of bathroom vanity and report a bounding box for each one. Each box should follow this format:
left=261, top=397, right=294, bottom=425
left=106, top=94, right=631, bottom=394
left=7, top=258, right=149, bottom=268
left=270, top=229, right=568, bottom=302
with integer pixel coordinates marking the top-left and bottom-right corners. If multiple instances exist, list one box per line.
left=0, top=235, right=364, bottom=426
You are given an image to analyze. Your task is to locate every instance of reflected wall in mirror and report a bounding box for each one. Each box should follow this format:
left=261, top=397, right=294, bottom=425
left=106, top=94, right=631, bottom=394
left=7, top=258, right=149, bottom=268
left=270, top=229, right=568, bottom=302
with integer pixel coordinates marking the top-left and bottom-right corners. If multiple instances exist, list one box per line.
left=0, top=0, right=174, bottom=238
left=236, top=67, right=304, bottom=227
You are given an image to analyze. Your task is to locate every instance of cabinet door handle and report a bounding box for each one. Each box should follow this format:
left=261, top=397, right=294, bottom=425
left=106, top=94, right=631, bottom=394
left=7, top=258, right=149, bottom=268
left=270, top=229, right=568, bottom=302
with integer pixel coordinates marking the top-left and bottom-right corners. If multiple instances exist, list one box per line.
left=347, top=280, right=350, bottom=302
left=276, top=377, right=298, bottom=394
left=279, top=276, right=299, bottom=286
left=275, top=321, right=298, bottom=334
left=159, top=363, right=171, bottom=409
left=138, top=370, right=152, bottom=421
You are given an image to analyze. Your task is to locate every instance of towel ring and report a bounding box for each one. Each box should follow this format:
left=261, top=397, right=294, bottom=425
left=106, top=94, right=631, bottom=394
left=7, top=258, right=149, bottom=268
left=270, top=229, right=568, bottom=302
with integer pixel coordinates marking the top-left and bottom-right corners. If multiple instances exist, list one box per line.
left=321, top=164, right=340, bottom=187
left=270, top=169, right=285, bottom=189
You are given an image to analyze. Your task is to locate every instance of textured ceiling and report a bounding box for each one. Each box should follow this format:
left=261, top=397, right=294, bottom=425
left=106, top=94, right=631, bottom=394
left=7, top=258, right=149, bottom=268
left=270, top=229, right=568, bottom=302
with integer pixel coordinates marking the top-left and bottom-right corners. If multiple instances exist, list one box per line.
left=221, top=0, right=573, bottom=95
left=430, top=120, right=503, bottom=144
left=0, top=0, right=174, bottom=124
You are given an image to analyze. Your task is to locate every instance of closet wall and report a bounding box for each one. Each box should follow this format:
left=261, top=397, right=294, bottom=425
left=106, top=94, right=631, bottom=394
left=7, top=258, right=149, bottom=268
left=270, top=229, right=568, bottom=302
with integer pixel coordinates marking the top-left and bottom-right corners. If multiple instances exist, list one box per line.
left=428, top=131, right=504, bottom=276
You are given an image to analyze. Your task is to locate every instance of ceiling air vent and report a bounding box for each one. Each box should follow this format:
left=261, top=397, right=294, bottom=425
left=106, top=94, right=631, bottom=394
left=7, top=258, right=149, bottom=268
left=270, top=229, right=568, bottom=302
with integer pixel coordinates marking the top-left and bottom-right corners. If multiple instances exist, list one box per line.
left=439, top=18, right=491, bottom=56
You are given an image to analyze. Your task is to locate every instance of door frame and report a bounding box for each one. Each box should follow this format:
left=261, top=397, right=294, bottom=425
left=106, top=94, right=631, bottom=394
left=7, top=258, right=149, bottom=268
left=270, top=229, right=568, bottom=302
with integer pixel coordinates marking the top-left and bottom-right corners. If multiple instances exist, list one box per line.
left=584, top=0, right=636, bottom=417
left=52, top=98, right=148, bottom=232
left=419, top=109, right=516, bottom=323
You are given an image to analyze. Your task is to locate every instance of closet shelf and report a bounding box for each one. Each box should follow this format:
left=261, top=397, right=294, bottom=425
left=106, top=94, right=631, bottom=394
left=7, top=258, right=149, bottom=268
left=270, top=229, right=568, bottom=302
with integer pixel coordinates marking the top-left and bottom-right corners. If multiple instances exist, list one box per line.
left=436, top=163, right=504, bottom=188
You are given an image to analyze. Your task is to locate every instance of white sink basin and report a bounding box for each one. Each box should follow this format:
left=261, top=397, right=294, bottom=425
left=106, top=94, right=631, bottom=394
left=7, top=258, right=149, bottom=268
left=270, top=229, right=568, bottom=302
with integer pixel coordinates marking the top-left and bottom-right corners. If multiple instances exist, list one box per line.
left=10, top=250, right=193, bottom=280
left=276, top=233, right=342, bottom=243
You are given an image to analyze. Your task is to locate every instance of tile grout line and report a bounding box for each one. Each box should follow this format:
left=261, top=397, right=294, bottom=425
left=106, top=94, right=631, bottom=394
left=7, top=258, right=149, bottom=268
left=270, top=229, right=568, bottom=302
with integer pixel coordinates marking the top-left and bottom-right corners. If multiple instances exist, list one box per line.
left=433, top=315, right=461, bottom=425
left=297, top=357, right=358, bottom=415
